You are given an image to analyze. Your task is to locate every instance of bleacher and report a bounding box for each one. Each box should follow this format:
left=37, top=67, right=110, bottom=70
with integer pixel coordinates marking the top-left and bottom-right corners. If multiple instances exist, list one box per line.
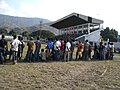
left=54, top=27, right=100, bottom=41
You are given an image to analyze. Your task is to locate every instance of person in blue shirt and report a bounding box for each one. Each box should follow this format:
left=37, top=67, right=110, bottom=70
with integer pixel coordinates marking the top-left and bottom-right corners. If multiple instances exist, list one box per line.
left=46, top=38, right=54, bottom=53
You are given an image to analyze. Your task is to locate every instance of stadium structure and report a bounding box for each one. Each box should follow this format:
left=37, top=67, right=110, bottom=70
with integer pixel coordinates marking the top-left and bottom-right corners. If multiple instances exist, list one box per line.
left=49, top=12, right=104, bottom=43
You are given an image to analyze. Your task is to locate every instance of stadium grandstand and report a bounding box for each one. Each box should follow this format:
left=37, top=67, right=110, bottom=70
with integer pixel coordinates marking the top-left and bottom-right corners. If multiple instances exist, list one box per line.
left=49, top=12, right=104, bottom=43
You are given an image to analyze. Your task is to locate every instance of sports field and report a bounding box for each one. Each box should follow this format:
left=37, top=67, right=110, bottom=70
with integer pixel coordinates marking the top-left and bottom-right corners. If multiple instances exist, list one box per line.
left=0, top=43, right=120, bottom=90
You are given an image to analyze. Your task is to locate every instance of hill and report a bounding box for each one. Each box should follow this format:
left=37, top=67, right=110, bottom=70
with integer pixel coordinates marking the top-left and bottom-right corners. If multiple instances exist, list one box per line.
left=0, top=14, right=50, bottom=28
left=25, top=24, right=59, bottom=35
left=0, top=14, right=59, bottom=35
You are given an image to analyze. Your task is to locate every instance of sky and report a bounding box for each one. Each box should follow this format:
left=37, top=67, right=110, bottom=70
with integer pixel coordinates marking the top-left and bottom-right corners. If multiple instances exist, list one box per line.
left=0, top=0, right=120, bottom=34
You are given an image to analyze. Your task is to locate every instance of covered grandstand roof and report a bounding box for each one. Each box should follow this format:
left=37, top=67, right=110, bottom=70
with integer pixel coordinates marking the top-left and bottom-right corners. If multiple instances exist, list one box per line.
left=50, top=13, right=104, bottom=29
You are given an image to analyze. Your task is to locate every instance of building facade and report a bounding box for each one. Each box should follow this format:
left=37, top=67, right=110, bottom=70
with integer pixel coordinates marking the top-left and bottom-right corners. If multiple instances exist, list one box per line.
left=50, top=13, right=104, bottom=42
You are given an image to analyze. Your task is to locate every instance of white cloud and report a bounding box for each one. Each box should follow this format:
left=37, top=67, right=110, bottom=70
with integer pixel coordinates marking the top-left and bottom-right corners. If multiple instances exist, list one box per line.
left=17, top=3, right=36, bottom=17
left=16, top=0, right=88, bottom=20
left=0, top=0, right=120, bottom=33
left=0, top=0, right=15, bottom=15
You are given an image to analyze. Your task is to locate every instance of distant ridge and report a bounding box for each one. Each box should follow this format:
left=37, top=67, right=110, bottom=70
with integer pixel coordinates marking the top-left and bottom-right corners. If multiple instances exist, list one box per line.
left=0, top=14, right=59, bottom=35
left=0, top=14, right=50, bottom=28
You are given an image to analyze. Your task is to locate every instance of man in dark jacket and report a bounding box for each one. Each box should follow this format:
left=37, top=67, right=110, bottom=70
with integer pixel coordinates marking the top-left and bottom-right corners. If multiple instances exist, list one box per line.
left=0, top=35, right=7, bottom=64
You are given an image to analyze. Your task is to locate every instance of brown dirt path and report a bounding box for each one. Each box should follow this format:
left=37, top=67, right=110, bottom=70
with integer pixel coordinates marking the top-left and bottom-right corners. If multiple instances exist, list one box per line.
left=0, top=59, right=120, bottom=90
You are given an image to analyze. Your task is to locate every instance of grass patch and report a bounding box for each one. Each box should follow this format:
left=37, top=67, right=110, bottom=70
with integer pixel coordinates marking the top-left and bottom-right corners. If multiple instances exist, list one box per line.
left=0, top=60, right=120, bottom=89
left=1, top=41, right=120, bottom=89
left=115, top=53, right=120, bottom=56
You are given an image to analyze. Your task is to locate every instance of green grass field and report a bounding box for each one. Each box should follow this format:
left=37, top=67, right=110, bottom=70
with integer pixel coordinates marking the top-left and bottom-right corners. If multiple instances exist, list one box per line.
left=0, top=42, right=120, bottom=90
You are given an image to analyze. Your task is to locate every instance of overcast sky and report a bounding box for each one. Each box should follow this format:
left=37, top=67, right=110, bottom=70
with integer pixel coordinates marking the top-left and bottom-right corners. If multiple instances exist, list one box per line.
left=0, top=0, right=120, bottom=34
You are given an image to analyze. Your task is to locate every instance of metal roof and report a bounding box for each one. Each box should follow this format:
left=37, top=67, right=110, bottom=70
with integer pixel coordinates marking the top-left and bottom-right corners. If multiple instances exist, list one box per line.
left=50, top=13, right=104, bottom=29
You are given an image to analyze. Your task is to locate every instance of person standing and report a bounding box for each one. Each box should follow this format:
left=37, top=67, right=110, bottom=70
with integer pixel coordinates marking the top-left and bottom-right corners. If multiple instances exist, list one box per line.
left=11, top=35, right=22, bottom=64
left=70, top=39, right=76, bottom=61
left=93, top=43, right=98, bottom=60
left=54, top=39, right=61, bottom=61
left=88, top=44, right=92, bottom=60
left=110, top=43, right=114, bottom=60
left=46, top=38, right=54, bottom=53
left=64, top=40, right=71, bottom=62
left=76, top=41, right=83, bottom=60
left=0, top=35, right=8, bottom=64
left=83, top=40, right=89, bottom=60
left=106, top=42, right=111, bottom=60
left=103, top=43, right=107, bottom=60
left=20, top=37, right=25, bottom=59
left=98, top=42, right=104, bottom=60
left=9, top=39, right=13, bottom=60
left=25, top=37, right=34, bottom=62
left=60, top=39, right=65, bottom=60
left=34, top=37, right=41, bottom=62
left=17, top=36, right=25, bottom=60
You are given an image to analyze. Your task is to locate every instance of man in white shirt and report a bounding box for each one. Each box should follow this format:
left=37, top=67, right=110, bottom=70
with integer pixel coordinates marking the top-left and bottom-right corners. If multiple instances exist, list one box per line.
left=110, top=42, right=114, bottom=60
left=54, top=39, right=61, bottom=51
left=64, top=40, right=71, bottom=62
left=54, top=39, right=61, bottom=61
left=11, top=35, right=22, bottom=64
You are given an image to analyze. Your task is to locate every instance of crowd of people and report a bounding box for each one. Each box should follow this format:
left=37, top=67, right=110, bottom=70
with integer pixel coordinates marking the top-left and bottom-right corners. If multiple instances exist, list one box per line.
left=0, top=35, right=115, bottom=64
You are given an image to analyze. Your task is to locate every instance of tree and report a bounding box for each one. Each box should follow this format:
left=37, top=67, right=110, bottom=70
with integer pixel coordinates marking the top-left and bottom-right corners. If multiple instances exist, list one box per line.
left=30, top=30, right=40, bottom=37
left=30, top=30, right=55, bottom=38
left=101, top=27, right=118, bottom=42
left=41, top=30, right=54, bottom=38
left=22, top=31, right=30, bottom=37
left=0, top=28, right=8, bottom=35
left=9, top=30, right=17, bottom=36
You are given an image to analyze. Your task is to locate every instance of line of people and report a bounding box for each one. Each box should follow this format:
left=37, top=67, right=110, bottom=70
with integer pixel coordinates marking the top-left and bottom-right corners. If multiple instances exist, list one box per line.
left=94, top=42, right=114, bottom=60
left=0, top=35, right=25, bottom=64
left=40, top=38, right=115, bottom=62
left=43, top=39, right=115, bottom=62
left=0, top=35, right=115, bottom=64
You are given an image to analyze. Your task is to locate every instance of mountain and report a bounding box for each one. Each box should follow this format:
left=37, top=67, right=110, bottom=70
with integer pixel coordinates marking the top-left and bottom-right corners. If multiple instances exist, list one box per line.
left=25, top=24, right=59, bottom=35
left=0, top=14, right=50, bottom=28
left=0, top=14, right=59, bottom=35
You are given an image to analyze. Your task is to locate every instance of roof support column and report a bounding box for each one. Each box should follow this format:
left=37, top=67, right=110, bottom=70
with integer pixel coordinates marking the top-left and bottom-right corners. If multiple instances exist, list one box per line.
left=59, top=29, right=61, bottom=35
left=82, top=25, right=84, bottom=34
left=61, top=29, right=62, bottom=35
left=88, top=23, right=90, bottom=34
left=99, top=24, right=100, bottom=30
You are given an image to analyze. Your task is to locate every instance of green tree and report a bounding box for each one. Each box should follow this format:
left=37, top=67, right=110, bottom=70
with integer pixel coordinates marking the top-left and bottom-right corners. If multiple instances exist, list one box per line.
left=22, top=31, right=30, bottom=37
left=41, top=30, right=54, bottom=38
left=30, top=30, right=40, bottom=37
left=0, top=28, right=8, bottom=35
left=101, top=27, right=118, bottom=42
left=30, top=30, right=55, bottom=38
left=9, top=30, right=17, bottom=36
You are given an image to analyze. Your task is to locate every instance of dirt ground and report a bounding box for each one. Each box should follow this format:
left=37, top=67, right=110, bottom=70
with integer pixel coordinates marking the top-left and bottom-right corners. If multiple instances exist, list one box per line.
left=0, top=56, right=120, bottom=90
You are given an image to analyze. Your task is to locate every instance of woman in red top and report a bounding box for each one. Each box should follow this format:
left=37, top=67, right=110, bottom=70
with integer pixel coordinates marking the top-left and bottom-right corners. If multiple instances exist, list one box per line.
left=76, top=41, right=83, bottom=60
